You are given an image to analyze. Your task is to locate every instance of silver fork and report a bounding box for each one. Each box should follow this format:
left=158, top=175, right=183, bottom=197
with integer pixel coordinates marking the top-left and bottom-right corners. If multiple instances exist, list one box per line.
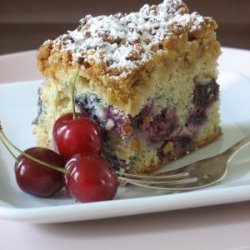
left=116, top=136, right=250, bottom=191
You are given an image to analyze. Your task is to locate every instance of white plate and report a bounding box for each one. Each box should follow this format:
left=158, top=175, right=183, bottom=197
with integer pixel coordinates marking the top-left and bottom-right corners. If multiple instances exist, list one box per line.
left=0, top=70, right=250, bottom=223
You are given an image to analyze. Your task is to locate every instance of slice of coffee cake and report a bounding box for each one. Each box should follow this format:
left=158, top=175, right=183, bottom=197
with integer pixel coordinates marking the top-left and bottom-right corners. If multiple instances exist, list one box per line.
left=34, top=0, right=221, bottom=174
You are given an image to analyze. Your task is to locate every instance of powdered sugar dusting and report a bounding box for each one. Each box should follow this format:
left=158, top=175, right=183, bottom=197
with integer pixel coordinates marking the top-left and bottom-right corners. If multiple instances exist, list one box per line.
left=51, top=0, right=210, bottom=79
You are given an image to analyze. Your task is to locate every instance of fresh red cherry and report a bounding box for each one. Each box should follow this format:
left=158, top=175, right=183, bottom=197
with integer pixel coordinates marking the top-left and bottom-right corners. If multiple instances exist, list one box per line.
left=15, top=147, right=66, bottom=197
left=65, top=154, right=118, bottom=202
left=53, top=113, right=103, bottom=159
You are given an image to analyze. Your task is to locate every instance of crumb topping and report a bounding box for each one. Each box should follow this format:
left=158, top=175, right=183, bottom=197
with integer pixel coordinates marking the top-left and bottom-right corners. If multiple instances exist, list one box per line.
left=48, top=0, right=212, bottom=79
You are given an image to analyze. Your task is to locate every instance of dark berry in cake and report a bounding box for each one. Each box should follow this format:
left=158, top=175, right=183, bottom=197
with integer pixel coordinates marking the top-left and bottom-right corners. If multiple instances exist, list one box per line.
left=193, top=80, right=219, bottom=108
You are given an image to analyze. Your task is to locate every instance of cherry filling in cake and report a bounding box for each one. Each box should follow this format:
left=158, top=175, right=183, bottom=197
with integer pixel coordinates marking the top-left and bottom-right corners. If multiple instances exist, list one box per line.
left=73, top=79, right=219, bottom=172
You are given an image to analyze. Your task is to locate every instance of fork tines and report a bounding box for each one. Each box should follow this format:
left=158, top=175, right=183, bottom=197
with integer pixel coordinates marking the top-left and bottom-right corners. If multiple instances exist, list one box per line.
left=116, top=171, right=198, bottom=190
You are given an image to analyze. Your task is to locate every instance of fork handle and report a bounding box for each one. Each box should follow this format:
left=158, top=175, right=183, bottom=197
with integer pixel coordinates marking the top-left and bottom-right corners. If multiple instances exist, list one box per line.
left=228, top=136, right=250, bottom=162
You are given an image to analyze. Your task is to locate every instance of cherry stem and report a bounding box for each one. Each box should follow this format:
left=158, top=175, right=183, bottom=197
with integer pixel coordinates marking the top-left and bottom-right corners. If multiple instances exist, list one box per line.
left=0, top=134, right=18, bottom=160
left=0, top=122, right=69, bottom=175
left=72, top=67, right=80, bottom=120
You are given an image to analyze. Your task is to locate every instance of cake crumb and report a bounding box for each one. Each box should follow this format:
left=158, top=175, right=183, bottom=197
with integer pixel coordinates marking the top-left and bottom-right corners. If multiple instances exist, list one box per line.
left=49, top=0, right=210, bottom=79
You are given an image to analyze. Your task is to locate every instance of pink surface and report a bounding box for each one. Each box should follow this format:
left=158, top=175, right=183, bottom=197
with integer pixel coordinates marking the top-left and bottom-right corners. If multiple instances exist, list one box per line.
left=1, top=48, right=250, bottom=250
